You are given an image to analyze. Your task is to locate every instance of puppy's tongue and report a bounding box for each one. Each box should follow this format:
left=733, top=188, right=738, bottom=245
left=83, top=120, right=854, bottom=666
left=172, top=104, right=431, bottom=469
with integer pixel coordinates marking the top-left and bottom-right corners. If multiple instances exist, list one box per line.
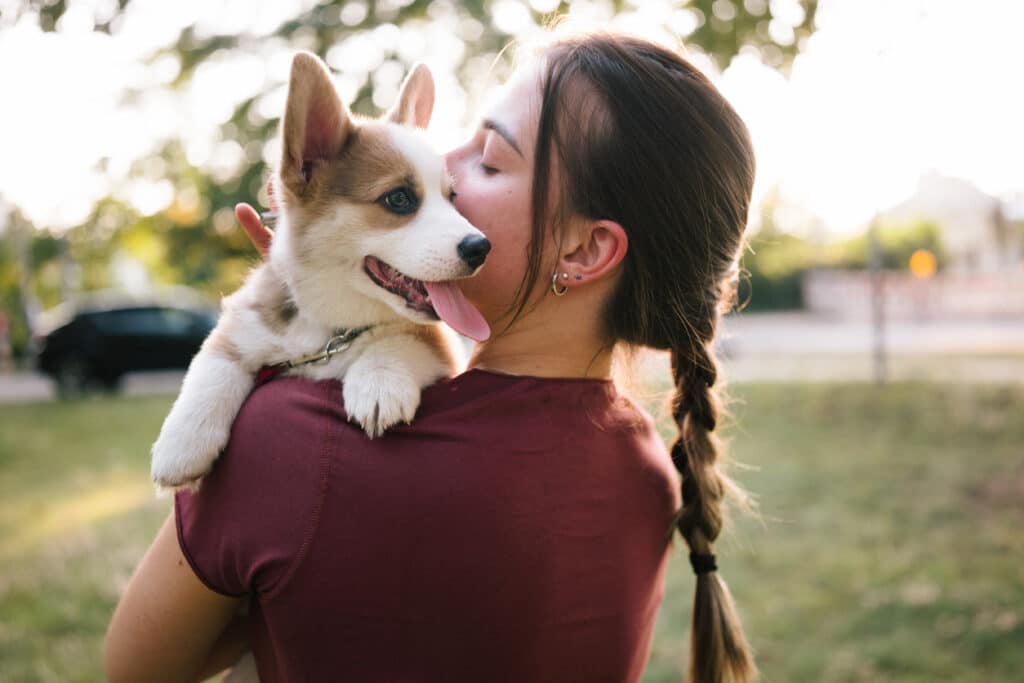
left=424, top=281, right=490, bottom=341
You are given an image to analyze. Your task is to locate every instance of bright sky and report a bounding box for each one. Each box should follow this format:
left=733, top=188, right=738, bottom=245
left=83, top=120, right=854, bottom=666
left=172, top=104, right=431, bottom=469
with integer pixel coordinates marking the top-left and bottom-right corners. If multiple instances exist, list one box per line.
left=0, top=0, right=1021, bottom=236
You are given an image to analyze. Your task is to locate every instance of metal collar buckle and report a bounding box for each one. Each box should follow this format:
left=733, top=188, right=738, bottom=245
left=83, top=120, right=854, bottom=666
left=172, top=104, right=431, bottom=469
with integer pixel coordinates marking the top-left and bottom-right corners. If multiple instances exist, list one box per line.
left=280, top=326, right=372, bottom=369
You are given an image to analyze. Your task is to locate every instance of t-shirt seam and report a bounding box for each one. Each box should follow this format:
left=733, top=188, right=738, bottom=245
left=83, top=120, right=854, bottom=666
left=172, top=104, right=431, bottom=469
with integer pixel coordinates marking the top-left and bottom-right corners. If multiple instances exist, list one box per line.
left=260, top=383, right=334, bottom=601
left=174, top=497, right=247, bottom=598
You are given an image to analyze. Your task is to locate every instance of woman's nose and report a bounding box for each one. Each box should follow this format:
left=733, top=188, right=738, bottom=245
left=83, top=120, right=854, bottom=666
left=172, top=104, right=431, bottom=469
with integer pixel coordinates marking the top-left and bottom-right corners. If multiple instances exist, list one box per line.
left=444, top=147, right=462, bottom=175
left=445, top=139, right=473, bottom=171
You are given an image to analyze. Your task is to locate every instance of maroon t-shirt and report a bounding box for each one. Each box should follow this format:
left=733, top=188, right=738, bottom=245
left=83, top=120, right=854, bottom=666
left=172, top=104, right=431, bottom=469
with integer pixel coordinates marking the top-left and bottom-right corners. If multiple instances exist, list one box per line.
left=176, top=368, right=681, bottom=682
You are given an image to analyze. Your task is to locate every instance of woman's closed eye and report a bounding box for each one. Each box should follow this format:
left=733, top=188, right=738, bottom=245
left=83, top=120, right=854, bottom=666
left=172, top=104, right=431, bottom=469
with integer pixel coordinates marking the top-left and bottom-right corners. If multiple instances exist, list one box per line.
left=479, top=130, right=512, bottom=176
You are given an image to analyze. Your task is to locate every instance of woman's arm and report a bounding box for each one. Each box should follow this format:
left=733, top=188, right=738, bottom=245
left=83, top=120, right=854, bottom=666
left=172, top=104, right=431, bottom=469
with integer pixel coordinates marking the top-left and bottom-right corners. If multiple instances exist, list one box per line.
left=105, top=513, right=244, bottom=683
left=105, top=202, right=273, bottom=681
left=105, top=203, right=276, bottom=681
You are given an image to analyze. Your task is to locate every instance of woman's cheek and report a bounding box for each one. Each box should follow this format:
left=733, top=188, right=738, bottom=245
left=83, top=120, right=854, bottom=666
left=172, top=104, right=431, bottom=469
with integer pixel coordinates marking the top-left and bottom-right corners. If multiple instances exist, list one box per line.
left=458, top=215, right=532, bottom=318
left=464, top=230, right=508, bottom=298
left=451, top=178, right=490, bottom=232
left=450, top=174, right=534, bottom=315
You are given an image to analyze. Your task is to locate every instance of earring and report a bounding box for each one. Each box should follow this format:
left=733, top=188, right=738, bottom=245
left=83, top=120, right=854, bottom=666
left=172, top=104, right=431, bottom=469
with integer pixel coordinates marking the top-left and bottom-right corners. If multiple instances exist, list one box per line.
left=551, top=272, right=568, bottom=296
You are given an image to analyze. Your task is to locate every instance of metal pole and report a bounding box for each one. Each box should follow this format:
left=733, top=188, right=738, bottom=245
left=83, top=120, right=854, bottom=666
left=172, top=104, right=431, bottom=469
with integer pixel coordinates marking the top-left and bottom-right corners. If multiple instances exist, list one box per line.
left=869, top=218, right=887, bottom=384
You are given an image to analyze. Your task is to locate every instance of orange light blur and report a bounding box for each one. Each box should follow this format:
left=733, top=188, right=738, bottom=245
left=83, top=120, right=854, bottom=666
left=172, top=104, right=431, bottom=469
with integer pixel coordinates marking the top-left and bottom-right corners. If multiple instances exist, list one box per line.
left=909, top=249, right=937, bottom=279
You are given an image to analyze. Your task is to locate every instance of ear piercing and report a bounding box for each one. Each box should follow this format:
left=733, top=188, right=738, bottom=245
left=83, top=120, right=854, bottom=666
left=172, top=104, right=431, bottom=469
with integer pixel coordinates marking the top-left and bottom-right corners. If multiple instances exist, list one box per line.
left=552, top=272, right=568, bottom=296
left=552, top=272, right=584, bottom=296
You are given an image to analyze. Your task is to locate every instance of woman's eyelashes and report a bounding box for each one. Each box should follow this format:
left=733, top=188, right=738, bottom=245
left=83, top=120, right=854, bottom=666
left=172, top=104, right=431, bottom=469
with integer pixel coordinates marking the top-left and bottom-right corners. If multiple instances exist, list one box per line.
left=478, top=131, right=508, bottom=176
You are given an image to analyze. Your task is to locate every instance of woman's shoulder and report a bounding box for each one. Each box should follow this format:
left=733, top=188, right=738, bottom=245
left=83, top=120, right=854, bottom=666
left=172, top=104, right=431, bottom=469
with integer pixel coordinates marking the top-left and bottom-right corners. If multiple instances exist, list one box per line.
left=175, top=376, right=340, bottom=595
left=220, top=367, right=676, bottom=501
left=199, top=374, right=342, bottom=492
left=241, top=366, right=619, bottom=425
left=415, top=367, right=621, bottom=420
left=421, top=368, right=679, bottom=496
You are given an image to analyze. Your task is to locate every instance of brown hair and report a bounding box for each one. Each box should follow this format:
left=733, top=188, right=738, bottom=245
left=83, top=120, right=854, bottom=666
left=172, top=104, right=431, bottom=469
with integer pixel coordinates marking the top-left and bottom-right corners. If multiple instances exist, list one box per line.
left=521, top=33, right=758, bottom=682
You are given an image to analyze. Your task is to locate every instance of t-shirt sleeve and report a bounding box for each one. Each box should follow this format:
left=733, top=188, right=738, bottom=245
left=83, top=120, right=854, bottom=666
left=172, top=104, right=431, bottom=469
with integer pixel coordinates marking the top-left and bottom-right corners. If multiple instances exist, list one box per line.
left=174, top=378, right=335, bottom=597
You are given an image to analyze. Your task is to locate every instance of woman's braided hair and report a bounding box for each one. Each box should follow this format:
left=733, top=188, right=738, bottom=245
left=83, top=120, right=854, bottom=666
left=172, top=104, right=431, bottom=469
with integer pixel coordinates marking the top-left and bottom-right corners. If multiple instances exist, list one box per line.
left=519, top=32, right=758, bottom=682
left=670, top=320, right=755, bottom=683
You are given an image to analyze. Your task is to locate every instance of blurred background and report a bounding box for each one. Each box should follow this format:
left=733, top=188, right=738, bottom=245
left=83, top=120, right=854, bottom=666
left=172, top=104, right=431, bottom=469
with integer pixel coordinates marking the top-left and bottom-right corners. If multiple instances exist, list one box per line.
left=0, top=1, right=1021, bottom=681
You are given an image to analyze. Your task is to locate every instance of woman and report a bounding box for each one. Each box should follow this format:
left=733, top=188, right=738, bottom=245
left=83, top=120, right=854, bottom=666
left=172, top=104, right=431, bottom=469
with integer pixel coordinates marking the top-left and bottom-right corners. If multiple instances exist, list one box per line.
left=106, top=32, right=756, bottom=683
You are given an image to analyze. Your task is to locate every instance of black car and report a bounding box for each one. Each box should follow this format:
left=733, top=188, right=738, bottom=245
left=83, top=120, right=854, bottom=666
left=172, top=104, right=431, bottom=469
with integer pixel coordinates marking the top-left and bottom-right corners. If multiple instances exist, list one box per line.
left=35, top=295, right=216, bottom=397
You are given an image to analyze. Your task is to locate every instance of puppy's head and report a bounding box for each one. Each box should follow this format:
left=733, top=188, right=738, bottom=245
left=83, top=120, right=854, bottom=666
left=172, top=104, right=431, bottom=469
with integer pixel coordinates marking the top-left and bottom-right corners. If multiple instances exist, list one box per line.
left=272, top=52, right=489, bottom=339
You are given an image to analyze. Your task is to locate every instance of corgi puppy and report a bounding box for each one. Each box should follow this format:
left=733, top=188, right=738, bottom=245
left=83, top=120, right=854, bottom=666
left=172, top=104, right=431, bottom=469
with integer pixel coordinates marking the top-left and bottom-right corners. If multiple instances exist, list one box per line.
left=150, top=52, right=490, bottom=490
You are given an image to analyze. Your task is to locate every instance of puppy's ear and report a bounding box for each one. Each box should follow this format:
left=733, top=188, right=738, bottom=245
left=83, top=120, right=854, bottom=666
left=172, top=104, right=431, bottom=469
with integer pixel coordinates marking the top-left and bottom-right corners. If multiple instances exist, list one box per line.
left=387, top=63, right=435, bottom=129
left=281, top=52, right=351, bottom=194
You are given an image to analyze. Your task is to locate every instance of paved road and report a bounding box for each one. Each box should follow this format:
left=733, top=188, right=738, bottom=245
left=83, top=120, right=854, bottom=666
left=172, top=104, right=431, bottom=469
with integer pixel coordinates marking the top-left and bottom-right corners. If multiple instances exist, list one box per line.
left=2, top=313, right=1022, bottom=403
left=0, top=370, right=186, bottom=404
left=720, top=312, right=1024, bottom=356
left=712, top=312, right=1024, bottom=383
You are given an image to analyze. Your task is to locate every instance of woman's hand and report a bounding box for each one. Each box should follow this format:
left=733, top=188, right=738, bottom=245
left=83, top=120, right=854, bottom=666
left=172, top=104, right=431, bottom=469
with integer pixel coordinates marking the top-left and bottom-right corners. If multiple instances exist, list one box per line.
left=235, top=203, right=273, bottom=257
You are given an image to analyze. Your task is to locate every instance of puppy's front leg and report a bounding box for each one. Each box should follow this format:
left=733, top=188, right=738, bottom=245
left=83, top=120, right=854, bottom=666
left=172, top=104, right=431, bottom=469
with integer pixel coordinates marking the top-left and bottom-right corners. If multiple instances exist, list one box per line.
left=150, top=327, right=256, bottom=492
left=342, top=333, right=452, bottom=438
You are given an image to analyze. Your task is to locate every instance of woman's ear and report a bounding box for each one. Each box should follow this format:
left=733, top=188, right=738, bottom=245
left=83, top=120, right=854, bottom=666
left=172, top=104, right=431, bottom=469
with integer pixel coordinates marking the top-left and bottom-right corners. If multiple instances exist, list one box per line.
left=557, top=220, right=629, bottom=289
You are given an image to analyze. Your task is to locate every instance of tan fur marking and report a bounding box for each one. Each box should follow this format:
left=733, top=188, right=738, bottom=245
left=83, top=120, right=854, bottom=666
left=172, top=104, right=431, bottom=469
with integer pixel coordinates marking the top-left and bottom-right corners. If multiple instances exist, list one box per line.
left=285, top=123, right=422, bottom=232
left=205, top=327, right=243, bottom=364
left=408, top=324, right=458, bottom=372
left=441, top=171, right=453, bottom=200
left=249, top=264, right=297, bottom=332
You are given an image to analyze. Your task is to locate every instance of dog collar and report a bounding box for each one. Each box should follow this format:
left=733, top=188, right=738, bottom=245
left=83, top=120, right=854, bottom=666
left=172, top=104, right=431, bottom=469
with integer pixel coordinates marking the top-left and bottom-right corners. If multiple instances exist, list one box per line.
left=276, top=325, right=373, bottom=369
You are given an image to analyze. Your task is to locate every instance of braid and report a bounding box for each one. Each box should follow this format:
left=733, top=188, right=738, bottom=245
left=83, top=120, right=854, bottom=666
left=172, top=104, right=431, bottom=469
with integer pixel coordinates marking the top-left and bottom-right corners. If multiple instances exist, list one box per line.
left=670, top=334, right=757, bottom=683
left=671, top=345, right=724, bottom=553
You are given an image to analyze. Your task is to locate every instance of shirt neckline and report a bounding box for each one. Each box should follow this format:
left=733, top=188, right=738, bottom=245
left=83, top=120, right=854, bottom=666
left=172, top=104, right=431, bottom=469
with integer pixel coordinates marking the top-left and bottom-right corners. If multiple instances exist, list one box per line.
left=461, top=366, right=615, bottom=386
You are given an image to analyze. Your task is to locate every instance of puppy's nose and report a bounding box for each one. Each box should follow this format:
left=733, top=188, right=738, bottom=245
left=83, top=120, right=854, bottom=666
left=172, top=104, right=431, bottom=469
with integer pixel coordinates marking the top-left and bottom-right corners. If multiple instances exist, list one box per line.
left=457, top=235, right=491, bottom=270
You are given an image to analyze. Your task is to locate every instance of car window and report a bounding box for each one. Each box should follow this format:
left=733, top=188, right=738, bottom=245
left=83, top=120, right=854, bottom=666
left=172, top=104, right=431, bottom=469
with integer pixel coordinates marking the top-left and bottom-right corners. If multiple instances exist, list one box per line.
left=160, top=308, right=198, bottom=335
left=91, top=308, right=170, bottom=336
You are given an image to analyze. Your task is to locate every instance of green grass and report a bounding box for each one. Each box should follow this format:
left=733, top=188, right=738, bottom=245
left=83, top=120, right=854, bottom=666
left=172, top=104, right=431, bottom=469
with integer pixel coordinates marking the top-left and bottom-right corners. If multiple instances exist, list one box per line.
left=0, top=395, right=174, bottom=683
left=645, top=383, right=1024, bottom=683
left=1, top=384, right=1022, bottom=682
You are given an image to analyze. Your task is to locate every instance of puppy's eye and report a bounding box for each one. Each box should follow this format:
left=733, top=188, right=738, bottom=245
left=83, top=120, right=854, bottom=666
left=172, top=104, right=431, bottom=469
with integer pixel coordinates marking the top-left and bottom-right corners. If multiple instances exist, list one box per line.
left=448, top=188, right=457, bottom=202
left=379, top=187, right=417, bottom=215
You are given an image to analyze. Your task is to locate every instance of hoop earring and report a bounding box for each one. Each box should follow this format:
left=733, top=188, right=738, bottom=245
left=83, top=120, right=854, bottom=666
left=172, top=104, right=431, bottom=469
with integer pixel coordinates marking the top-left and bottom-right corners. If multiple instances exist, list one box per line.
left=551, top=272, right=568, bottom=296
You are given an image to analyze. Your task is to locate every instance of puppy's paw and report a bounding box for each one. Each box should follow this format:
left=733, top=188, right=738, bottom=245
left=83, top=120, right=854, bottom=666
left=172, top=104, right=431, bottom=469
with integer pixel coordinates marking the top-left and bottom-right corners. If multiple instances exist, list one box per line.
left=150, top=414, right=229, bottom=492
left=342, top=372, right=421, bottom=438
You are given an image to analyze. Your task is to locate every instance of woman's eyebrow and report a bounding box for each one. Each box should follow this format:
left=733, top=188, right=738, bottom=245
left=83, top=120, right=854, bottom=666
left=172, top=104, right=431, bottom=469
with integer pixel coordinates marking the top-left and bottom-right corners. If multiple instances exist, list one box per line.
left=482, top=118, right=524, bottom=158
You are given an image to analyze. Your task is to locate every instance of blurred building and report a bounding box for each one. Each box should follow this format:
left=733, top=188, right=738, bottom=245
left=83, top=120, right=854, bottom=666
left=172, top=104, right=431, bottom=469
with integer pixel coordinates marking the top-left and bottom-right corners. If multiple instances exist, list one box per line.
left=804, top=173, right=1024, bottom=320
left=884, top=172, right=1022, bottom=272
